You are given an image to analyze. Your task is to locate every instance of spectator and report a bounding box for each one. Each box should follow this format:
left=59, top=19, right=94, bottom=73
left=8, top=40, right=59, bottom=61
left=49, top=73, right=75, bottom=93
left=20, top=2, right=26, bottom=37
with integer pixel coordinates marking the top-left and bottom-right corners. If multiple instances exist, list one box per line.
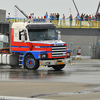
left=7, top=13, right=10, bottom=22
left=80, top=13, right=84, bottom=21
left=88, top=15, right=91, bottom=21
left=49, top=13, right=53, bottom=22
left=31, top=13, right=34, bottom=19
left=67, top=14, right=73, bottom=21
left=75, top=13, right=80, bottom=21
left=7, top=13, right=10, bottom=18
left=62, top=14, right=65, bottom=20
left=97, top=13, right=100, bottom=21
left=45, top=12, right=48, bottom=18
left=85, top=14, right=88, bottom=21
left=74, top=13, right=80, bottom=25
left=56, top=13, right=60, bottom=25
left=52, top=13, right=54, bottom=20
left=56, top=13, right=60, bottom=20
left=54, top=13, right=57, bottom=20
left=94, top=15, right=97, bottom=21
left=83, top=14, right=85, bottom=21
left=62, top=14, right=66, bottom=26
left=29, top=13, right=31, bottom=19
left=67, top=14, right=73, bottom=26
left=91, top=15, right=95, bottom=21
left=52, top=13, right=56, bottom=20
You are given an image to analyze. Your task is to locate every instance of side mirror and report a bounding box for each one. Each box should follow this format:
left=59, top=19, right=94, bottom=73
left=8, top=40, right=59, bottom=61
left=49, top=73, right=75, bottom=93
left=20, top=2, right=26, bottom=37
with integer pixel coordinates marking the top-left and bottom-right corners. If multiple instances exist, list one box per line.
left=56, top=30, right=61, bottom=40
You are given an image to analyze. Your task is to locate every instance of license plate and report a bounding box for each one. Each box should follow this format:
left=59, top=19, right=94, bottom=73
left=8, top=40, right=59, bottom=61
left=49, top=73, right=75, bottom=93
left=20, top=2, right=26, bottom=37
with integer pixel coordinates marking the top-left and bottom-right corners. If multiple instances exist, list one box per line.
left=57, top=62, right=63, bottom=65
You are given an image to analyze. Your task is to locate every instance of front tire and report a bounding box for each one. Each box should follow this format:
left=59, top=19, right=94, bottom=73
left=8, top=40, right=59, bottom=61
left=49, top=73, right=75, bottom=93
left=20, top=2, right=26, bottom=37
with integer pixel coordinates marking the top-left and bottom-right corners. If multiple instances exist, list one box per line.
left=52, top=64, right=65, bottom=71
left=24, top=55, right=39, bottom=70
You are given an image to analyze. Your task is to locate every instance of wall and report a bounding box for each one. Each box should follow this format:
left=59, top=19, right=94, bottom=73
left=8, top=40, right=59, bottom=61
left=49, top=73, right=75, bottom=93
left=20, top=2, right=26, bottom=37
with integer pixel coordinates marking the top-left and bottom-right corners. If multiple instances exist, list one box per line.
left=57, top=28, right=100, bottom=59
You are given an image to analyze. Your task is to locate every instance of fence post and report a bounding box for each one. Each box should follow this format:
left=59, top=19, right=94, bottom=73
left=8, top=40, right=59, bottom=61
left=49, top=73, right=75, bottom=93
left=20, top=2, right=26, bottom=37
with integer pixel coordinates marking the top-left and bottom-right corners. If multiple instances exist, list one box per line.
left=79, top=20, right=81, bottom=28
left=70, top=20, right=71, bottom=28
left=60, top=19, right=62, bottom=28
left=97, top=21, right=98, bottom=28
left=89, top=20, right=91, bottom=28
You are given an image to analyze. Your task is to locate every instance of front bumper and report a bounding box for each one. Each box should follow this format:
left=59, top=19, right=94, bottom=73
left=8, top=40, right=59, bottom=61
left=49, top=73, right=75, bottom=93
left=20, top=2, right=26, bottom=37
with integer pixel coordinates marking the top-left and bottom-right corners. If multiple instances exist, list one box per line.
left=40, top=58, right=72, bottom=66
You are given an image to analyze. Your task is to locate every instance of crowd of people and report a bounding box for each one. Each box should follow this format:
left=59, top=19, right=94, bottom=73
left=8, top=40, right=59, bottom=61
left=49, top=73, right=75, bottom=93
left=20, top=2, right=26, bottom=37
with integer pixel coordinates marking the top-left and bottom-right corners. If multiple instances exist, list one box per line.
left=7, top=12, right=100, bottom=22
left=44, top=12, right=100, bottom=22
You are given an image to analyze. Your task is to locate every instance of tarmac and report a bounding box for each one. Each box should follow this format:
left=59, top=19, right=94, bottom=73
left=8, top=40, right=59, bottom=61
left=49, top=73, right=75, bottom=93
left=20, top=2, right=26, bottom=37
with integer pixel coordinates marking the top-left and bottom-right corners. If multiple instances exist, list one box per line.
left=0, top=59, right=100, bottom=100
left=0, top=82, right=100, bottom=100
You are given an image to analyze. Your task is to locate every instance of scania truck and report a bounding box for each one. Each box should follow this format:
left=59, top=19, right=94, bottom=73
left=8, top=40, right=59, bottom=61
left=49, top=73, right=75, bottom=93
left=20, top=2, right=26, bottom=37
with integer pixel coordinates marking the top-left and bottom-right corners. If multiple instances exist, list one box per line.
left=0, top=18, right=71, bottom=70
left=0, top=5, right=71, bottom=70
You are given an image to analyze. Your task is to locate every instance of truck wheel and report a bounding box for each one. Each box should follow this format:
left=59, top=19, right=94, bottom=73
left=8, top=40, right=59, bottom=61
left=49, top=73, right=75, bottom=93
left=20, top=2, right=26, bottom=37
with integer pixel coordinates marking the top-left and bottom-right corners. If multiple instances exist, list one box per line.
left=24, top=55, right=39, bottom=70
left=52, top=64, right=65, bottom=71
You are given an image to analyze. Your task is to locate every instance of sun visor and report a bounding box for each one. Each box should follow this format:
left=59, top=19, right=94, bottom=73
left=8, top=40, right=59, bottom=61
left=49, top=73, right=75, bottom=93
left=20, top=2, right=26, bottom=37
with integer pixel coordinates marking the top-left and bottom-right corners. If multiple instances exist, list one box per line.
left=26, top=24, right=56, bottom=29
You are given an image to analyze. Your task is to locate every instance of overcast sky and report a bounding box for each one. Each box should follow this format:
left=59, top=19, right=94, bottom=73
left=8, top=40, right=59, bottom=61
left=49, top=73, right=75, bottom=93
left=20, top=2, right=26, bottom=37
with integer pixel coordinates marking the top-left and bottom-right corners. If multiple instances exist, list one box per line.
left=0, top=0, right=100, bottom=18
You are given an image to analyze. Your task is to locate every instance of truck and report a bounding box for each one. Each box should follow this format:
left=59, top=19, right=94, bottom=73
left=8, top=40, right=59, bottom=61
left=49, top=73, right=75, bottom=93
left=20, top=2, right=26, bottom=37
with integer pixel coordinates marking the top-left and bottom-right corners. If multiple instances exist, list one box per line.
left=0, top=5, right=71, bottom=71
left=0, top=18, right=71, bottom=70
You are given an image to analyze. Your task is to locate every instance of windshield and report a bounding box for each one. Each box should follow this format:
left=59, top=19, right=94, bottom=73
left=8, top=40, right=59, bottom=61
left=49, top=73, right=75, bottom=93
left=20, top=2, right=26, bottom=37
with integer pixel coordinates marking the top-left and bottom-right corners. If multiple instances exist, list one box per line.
left=28, top=29, right=58, bottom=41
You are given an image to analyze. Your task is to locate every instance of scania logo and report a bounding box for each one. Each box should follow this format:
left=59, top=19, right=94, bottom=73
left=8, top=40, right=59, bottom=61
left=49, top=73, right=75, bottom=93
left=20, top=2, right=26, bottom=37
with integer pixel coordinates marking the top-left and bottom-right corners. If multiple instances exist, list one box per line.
left=54, top=43, right=63, bottom=46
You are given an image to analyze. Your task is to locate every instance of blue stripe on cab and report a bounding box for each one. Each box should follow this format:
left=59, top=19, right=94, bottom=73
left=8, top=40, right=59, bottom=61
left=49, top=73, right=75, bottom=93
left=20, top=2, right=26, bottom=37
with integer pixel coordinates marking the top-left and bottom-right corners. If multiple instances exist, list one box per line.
left=11, top=46, right=29, bottom=48
left=11, top=46, right=18, bottom=48
left=19, top=46, right=29, bottom=48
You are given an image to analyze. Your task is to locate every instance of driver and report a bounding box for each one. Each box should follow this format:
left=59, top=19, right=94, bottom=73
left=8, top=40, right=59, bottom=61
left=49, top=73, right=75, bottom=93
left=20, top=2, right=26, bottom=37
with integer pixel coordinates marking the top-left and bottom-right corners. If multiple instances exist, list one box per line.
left=40, top=31, right=47, bottom=38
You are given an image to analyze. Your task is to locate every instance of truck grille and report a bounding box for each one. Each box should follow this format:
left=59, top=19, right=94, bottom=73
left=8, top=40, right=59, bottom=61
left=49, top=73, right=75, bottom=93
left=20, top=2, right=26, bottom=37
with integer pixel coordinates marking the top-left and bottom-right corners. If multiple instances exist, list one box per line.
left=52, top=46, right=66, bottom=57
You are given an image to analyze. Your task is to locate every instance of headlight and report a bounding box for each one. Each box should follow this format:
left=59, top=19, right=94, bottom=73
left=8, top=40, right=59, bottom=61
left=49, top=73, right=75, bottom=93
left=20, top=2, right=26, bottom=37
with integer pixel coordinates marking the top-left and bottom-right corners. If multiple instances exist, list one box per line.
left=39, top=54, right=47, bottom=58
left=41, top=54, right=46, bottom=58
left=67, top=53, right=70, bottom=56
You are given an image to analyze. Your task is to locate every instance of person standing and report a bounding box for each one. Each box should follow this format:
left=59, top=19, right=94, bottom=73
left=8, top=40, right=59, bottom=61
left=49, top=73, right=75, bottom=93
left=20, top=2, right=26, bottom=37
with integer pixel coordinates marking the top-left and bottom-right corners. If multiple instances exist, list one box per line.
left=97, top=13, right=100, bottom=21
left=85, top=14, right=88, bottom=21
left=7, top=13, right=11, bottom=22
left=7, top=13, right=10, bottom=18
left=49, top=13, right=53, bottom=22
left=45, top=12, right=48, bottom=19
left=29, top=13, right=31, bottom=19
left=62, top=14, right=66, bottom=26
left=80, top=13, right=84, bottom=21
left=88, top=15, right=91, bottom=21
left=74, top=13, right=80, bottom=25
left=56, top=13, right=60, bottom=26
left=54, top=13, right=57, bottom=20
left=67, top=14, right=73, bottom=26
left=31, top=13, right=34, bottom=19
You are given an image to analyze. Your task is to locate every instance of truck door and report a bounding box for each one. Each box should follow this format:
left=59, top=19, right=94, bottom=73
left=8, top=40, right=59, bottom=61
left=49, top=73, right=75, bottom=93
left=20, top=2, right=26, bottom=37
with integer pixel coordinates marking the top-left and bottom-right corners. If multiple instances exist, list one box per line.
left=11, top=28, right=30, bottom=52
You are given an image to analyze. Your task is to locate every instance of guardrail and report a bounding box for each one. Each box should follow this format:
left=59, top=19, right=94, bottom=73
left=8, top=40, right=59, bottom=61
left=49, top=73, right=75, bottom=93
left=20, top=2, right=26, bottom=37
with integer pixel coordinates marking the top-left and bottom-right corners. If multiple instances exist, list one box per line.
left=52, top=20, right=100, bottom=28
left=6, top=18, right=100, bottom=29
left=6, top=18, right=28, bottom=23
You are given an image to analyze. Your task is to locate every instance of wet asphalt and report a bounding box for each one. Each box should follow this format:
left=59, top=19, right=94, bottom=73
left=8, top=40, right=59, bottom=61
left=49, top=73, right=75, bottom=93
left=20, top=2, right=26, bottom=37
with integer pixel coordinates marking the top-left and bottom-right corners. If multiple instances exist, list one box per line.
left=0, top=59, right=100, bottom=84
left=0, top=59, right=100, bottom=100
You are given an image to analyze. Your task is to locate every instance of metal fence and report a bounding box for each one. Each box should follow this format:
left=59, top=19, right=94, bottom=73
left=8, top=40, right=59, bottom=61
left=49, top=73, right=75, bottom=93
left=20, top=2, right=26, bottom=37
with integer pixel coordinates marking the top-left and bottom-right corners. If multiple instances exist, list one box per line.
left=6, top=18, right=100, bottom=29
left=52, top=20, right=100, bottom=28
left=68, top=42, right=93, bottom=58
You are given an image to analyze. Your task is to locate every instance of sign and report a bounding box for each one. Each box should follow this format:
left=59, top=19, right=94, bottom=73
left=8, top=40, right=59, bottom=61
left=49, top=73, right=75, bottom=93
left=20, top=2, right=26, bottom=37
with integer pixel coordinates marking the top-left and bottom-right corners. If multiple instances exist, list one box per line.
left=33, top=19, right=46, bottom=22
